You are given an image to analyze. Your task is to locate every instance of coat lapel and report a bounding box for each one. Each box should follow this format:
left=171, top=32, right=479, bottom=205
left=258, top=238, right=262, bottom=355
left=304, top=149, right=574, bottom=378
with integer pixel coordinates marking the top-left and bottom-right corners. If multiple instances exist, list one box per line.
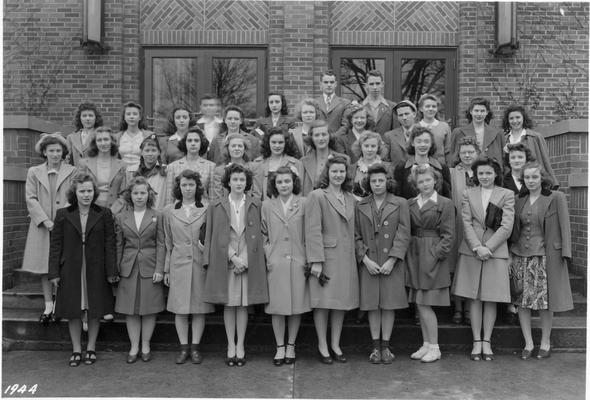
left=33, top=164, right=51, bottom=192
left=108, top=158, right=124, bottom=183
left=325, top=189, right=352, bottom=221
left=270, top=197, right=288, bottom=223
left=393, top=129, right=407, bottom=150
left=138, top=208, right=156, bottom=235
left=357, top=198, right=373, bottom=222
left=302, top=152, right=317, bottom=183
left=123, top=210, right=138, bottom=234
left=286, top=195, right=303, bottom=220
left=85, top=206, right=101, bottom=236
left=55, top=164, right=74, bottom=192
left=470, top=187, right=485, bottom=223
left=70, top=132, right=83, bottom=155
left=65, top=207, right=83, bottom=237
left=408, top=198, right=421, bottom=225
left=380, top=195, right=401, bottom=224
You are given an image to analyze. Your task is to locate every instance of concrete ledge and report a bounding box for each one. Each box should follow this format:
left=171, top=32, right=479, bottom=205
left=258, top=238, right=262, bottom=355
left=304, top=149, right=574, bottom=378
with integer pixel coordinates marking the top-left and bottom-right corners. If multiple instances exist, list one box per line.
left=569, top=173, right=588, bottom=188
left=4, top=166, right=27, bottom=182
left=536, top=119, right=588, bottom=138
left=3, top=115, right=69, bottom=136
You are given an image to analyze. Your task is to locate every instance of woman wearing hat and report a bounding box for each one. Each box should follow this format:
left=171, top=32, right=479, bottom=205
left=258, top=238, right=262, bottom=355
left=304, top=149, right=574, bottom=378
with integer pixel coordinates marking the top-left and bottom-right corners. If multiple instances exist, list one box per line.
left=22, top=133, right=77, bottom=324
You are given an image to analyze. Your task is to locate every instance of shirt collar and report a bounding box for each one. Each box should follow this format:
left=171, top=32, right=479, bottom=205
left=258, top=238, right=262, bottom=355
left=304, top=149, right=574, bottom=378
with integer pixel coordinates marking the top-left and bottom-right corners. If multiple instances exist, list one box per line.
left=197, top=116, right=223, bottom=124
left=362, top=96, right=388, bottom=107
left=419, top=119, right=439, bottom=128
left=508, top=129, right=527, bottom=143
left=417, top=190, right=438, bottom=205
left=169, top=133, right=181, bottom=141
left=229, top=194, right=246, bottom=208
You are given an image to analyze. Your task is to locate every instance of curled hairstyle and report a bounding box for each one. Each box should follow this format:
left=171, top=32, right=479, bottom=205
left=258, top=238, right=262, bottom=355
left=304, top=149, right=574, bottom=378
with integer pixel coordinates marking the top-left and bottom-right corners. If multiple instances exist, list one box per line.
left=408, top=164, right=443, bottom=194
left=119, top=101, right=149, bottom=131
left=471, top=156, right=503, bottom=187
left=506, top=142, right=534, bottom=165
left=266, top=165, right=302, bottom=198
left=172, top=169, right=204, bottom=207
left=38, top=135, right=69, bottom=160
left=361, top=163, right=396, bottom=194
left=260, top=127, right=301, bottom=159
left=518, top=161, right=554, bottom=196
left=351, top=130, right=387, bottom=161
left=417, top=93, right=440, bottom=110
left=121, top=176, right=156, bottom=208
left=346, top=104, right=375, bottom=131
left=502, top=104, right=534, bottom=132
left=406, top=125, right=437, bottom=157
left=66, top=173, right=99, bottom=206
left=294, top=98, right=321, bottom=122
left=87, top=127, right=119, bottom=157
left=136, top=134, right=166, bottom=177
left=177, top=127, right=209, bottom=156
left=74, top=103, right=103, bottom=130
left=305, top=120, right=338, bottom=151
left=465, top=97, right=493, bottom=124
left=222, top=133, right=250, bottom=163
left=221, top=163, right=253, bottom=193
left=454, top=136, right=481, bottom=166
left=165, top=107, right=197, bottom=136
left=316, top=154, right=353, bottom=192
left=221, top=105, right=248, bottom=132
left=265, top=92, right=289, bottom=117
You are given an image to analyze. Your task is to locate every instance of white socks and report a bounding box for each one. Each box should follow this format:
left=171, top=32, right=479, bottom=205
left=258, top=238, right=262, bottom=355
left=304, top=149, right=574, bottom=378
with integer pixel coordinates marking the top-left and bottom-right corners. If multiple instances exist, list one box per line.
left=43, top=301, right=53, bottom=314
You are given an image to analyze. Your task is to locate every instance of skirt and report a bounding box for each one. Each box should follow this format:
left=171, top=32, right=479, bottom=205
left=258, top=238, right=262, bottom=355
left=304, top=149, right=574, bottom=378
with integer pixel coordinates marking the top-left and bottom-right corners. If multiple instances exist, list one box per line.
left=510, top=255, right=548, bottom=310
left=408, top=287, right=450, bottom=306
left=226, top=263, right=249, bottom=307
left=115, top=261, right=165, bottom=316
left=452, top=254, right=510, bottom=303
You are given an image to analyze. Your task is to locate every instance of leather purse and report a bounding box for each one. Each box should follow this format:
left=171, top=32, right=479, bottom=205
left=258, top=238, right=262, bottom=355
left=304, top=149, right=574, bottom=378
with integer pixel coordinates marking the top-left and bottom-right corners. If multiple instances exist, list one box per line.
left=485, top=202, right=503, bottom=231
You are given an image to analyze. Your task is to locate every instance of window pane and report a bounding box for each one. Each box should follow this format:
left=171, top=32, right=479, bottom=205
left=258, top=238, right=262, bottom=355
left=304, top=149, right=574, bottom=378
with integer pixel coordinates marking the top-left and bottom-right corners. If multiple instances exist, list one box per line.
left=401, top=59, right=446, bottom=120
left=212, top=58, right=258, bottom=119
left=339, top=58, right=385, bottom=102
left=152, top=58, right=199, bottom=132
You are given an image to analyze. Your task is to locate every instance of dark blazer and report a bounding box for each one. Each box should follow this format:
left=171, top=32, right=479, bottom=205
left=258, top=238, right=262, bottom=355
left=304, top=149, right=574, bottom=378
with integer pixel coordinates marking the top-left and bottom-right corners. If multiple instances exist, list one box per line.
left=316, top=95, right=351, bottom=136
left=449, top=124, right=506, bottom=170
left=48, top=204, right=116, bottom=319
left=334, top=128, right=360, bottom=165
left=504, top=130, right=558, bottom=187
left=503, top=172, right=521, bottom=195
left=383, top=127, right=409, bottom=165
left=361, top=98, right=396, bottom=136
left=393, top=157, right=452, bottom=200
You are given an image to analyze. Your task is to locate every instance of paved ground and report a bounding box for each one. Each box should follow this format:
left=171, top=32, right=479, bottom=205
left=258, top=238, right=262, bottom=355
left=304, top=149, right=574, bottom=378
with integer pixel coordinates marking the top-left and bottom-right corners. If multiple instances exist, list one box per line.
left=1, top=350, right=586, bottom=399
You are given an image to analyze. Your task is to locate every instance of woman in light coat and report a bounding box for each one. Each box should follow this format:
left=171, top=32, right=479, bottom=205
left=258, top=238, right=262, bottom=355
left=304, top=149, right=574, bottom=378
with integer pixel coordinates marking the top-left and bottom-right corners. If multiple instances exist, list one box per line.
left=452, top=157, right=515, bottom=361
left=261, top=166, right=310, bottom=366
left=22, top=133, right=77, bottom=324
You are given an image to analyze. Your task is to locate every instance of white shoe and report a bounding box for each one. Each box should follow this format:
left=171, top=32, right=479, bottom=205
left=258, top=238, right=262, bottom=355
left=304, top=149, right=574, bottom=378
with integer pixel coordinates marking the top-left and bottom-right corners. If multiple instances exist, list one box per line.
left=421, top=347, right=442, bottom=363
left=410, top=345, right=430, bottom=360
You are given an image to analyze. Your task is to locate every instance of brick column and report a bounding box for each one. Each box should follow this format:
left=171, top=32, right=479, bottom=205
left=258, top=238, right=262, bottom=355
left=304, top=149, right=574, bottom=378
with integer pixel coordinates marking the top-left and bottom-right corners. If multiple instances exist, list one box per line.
left=122, top=0, right=141, bottom=102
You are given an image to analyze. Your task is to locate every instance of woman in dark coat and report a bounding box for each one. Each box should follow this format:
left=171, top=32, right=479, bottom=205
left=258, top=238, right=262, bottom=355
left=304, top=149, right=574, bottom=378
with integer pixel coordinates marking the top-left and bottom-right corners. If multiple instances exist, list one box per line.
left=510, top=161, right=573, bottom=359
left=48, top=173, right=118, bottom=367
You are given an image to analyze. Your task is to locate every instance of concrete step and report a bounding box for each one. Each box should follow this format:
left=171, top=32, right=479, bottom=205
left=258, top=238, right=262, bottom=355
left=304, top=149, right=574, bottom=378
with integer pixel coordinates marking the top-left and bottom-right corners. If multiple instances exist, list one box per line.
left=3, top=308, right=585, bottom=352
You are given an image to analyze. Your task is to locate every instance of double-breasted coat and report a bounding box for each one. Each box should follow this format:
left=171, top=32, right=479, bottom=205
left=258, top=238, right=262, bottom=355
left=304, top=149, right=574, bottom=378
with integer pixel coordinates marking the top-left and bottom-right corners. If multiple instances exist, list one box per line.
left=305, top=188, right=359, bottom=310
left=355, top=193, right=410, bottom=310
left=300, top=150, right=349, bottom=196
left=452, top=186, right=515, bottom=302
left=510, top=191, right=573, bottom=312
left=159, top=203, right=215, bottom=314
left=261, top=196, right=310, bottom=315
left=21, top=162, right=77, bottom=274
left=251, top=155, right=302, bottom=201
left=203, top=196, right=269, bottom=305
left=449, top=124, right=506, bottom=172
left=48, top=204, right=116, bottom=319
left=114, top=208, right=165, bottom=315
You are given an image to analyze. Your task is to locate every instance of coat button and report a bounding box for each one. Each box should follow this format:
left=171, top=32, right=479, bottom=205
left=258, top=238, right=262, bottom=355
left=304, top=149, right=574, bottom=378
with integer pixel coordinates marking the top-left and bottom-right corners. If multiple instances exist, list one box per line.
left=56, top=200, right=60, bottom=204
left=524, top=245, right=529, bottom=249
left=286, top=255, right=291, bottom=259
left=251, top=235, right=256, bottom=239
left=526, top=236, right=531, bottom=240
left=383, top=221, right=389, bottom=226
left=284, top=237, right=289, bottom=241
left=383, top=248, right=388, bottom=253
left=249, top=221, right=253, bottom=226
left=384, top=233, right=390, bottom=239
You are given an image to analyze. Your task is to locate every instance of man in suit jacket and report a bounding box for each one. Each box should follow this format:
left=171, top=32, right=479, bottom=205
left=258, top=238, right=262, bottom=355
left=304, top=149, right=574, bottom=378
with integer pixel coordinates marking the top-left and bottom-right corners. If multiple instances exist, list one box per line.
left=316, top=70, right=351, bottom=136
left=355, top=70, right=396, bottom=137
left=383, top=100, right=417, bottom=165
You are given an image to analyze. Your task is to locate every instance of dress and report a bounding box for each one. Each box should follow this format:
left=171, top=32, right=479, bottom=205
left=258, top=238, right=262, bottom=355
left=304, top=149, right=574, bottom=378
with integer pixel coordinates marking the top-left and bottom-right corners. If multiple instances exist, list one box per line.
left=261, top=196, right=310, bottom=315
left=355, top=194, right=410, bottom=310
left=160, top=203, right=215, bottom=314
left=114, top=209, right=165, bottom=315
left=406, top=193, right=454, bottom=306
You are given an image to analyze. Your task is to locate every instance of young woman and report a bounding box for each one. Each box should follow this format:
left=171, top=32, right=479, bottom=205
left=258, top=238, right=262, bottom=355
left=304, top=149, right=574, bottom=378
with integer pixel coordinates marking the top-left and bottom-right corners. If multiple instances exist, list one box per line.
left=393, top=125, right=451, bottom=200
left=208, top=105, right=261, bottom=165
left=204, top=164, right=269, bottom=366
left=66, top=103, right=103, bottom=167
left=305, top=155, right=359, bottom=364
left=449, top=136, right=481, bottom=324
left=48, top=174, right=118, bottom=366
left=261, top=166, right=310, bottom=366
left=252, top=92, right=296, bottom=136
left=134, top=135, right=167, bottom=211
left=159, top=107, right=197, bottom=164
left=210, top=133, right=254, bottom=201
left=452, top=157, right=515, bottom=361
left=251, top=126, right=302, bottom=200
left=406, top=165, right=455, bottom=363
left=161, top=170, right=215, bottom=364
left=510, top=162, right=572, bottom=360
left=336, top=105, right=376, bottom=165
left=502, top=104, right=557, bottom=187
left=289, top=98, right=322, bottom=157
left=114, top=177, right=165, bottom=363
left=79, top=127, right=127, bottom=215
left=448, top=97, right=505, bottom=171
left=417, top=94, right=451, bottom=165
left=22, top=133, right=77, bottom=324
left=504, top=143, right=534, bottom=195
left=114, top=101, right=153, bottom=176
left=300, top=120, right=349, bottom=195
left=350, top=130, right=391, bottom=200
left=165, top=128, right=215, bottom=204
left=355, top=164, right=410, bottom=364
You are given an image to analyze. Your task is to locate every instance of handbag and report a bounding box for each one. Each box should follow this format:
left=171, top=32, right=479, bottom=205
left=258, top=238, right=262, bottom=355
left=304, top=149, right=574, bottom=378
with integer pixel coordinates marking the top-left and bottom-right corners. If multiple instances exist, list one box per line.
left=485, top=202, right=503, bottom=231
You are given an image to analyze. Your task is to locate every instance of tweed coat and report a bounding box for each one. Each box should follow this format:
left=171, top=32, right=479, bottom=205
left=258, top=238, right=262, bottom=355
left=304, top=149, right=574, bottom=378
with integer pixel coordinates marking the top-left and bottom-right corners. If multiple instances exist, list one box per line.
left=21, top=162, right=77, bottom=274
left=448, top=124, right=506, bottom=171
left=261, top=195, right=310, bottom=315
left=78, top=156, right=127, bottom=213
left=66, top=130, right=92, bottom=167
left=316, top=95, right=351, bottom=136
left=393, top=156, right=452, bottom=200
left=251, top=155, right=302, bottom=201
left=305, top=188, right=359, bottom=310
left=510, top=191, right=573, bottom=312
left=48, top=204, right=116, bottom=319
left=203, top=195, right=269, bottom=305
left=355, top=193, right=410, bottom=310
left=159, top=203, right=214, bottom=314
left=300, top=150, right=349, bottom=196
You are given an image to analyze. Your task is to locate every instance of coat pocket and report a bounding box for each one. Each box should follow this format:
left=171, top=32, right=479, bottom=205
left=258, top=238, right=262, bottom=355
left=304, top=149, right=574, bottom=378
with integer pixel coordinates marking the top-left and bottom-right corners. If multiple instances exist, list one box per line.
left=553, top=242, right=562, bottom=250
left=323, top=235, right=337, bottom=248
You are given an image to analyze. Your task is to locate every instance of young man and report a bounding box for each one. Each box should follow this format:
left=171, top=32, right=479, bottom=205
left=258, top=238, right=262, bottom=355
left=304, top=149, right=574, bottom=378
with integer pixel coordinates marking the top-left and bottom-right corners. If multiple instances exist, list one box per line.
left=360, top=70, right=395, bottom=136
left=383, top=100, right=417, bottom=165
left=196, top=94, right=223, bottom=144
left=315, top=70, right=351, bottom=136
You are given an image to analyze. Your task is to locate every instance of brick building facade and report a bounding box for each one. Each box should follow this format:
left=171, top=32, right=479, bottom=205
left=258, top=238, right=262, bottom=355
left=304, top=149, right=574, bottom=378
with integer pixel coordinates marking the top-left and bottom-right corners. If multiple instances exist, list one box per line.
left=3, top=1, right=589, bottom=284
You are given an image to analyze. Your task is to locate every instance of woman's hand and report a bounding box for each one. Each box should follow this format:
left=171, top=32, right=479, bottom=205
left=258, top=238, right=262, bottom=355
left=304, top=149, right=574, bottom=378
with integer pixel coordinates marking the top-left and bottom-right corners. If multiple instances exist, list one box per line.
left=380, top=258, right=396, bottom=275
left=363, top=255, right=381, bottom=275
left=107, top=276, right=120, bottom=286
left=152, top=272, right=163, bottom=283
left=164, top=273, right=170, bottom=287
left=50, top=277, right=60, bottom=288
left=475, top=246, right=492, bottom=261
left=232, top=256, right=248, bottom=274
left=310, top=262, right=323, bottom=278
left=43, top=220, right=54, bottom=231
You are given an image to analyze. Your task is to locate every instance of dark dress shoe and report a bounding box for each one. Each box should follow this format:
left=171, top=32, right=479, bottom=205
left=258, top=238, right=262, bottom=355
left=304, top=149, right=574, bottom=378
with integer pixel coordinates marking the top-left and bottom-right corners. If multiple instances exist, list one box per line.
left=537, top=347, right=551, bottom=359
left=236, top=357, right=246, bottom=367
left=520, top=348, right=533, bottom=360
left=284, top=356, right=295, bottom=365
left=127, top=353, right=139, bottom=364
left=50, top=313, right=61, bottom=323
left=332, top=351, right=347, bottom=363
left=175, top=345, right=190, bottom=364
left=140, top=352, right=151, bottom=362
left=318, top=351, right=333, bottom=364
left=39, top=313, right=51, bottom=325
left=273, top=357, right=284, bottom=366
left=191, top=350, right=203, bottom=364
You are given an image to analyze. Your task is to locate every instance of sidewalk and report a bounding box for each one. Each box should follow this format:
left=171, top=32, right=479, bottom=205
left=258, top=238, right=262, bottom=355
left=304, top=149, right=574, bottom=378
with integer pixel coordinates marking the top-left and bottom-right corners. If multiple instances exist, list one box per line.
left=2, top=350, right=586, bottom=399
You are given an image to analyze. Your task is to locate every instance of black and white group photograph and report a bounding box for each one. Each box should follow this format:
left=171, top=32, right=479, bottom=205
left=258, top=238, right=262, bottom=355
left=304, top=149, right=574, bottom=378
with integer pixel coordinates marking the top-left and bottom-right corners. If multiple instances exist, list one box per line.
left=2, top=1, right=588, bottom=399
